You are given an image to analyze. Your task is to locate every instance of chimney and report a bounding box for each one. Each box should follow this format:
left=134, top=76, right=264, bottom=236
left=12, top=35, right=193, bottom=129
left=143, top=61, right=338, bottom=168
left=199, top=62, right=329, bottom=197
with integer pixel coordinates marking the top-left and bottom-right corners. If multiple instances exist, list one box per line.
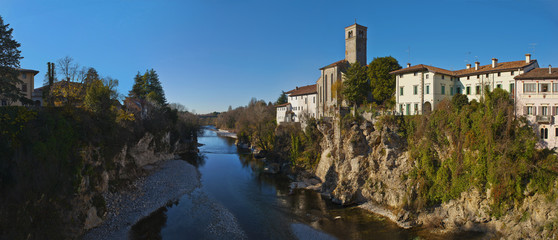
left=474, top=61, right=480, bottom=70
left=407, top=63, right=411, bottom=68
left=492, top=58, right=498, bottom=68
left=550, top=65, right=553, bottom=74
left=466, top=64, right=471, bottom=69
left=526, top=54, right=531, bottom=63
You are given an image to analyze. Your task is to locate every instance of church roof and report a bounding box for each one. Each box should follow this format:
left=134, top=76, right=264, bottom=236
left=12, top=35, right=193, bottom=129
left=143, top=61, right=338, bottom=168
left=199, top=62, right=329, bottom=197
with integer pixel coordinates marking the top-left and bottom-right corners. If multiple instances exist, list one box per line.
left=288, top=84, right=317, bottom=96
left=515, top=67, right=558, bottom=80
left=320, top=59, right=348, bottom=70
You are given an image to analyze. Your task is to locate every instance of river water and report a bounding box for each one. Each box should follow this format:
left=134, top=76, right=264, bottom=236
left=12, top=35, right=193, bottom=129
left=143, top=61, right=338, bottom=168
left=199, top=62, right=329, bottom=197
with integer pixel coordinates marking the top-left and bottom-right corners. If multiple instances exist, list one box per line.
left=130, top=127, right=485, bottom=240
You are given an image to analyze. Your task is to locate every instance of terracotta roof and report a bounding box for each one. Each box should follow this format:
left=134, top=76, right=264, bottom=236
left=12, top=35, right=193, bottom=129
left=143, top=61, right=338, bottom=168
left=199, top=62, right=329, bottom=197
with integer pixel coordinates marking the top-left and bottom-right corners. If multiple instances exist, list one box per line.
left=515, top=67, right=558, bottom=80
left=390, top=64, right=454, bottom=76
left=17, top=68, right=39, bottom=74
left=276, top=103, right=291, bottom=108
left=390, top=60, right=537, bottom=77
left=320, top=59, right=348, bottom=70
left=288, top=84, right=317, bottom=96
left=454, top=60, right=536, bottom=76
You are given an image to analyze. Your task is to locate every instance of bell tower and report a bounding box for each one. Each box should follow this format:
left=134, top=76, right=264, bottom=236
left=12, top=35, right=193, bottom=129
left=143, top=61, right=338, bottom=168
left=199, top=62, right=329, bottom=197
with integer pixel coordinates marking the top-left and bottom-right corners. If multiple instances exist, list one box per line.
left=345, top=23, right=367, bottom=65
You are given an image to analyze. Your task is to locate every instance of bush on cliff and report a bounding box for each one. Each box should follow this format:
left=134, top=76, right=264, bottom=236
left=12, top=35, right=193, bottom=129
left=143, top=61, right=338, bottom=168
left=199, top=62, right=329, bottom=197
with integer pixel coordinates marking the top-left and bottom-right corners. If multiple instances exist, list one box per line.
left=404, top=88, right=558, bottom=216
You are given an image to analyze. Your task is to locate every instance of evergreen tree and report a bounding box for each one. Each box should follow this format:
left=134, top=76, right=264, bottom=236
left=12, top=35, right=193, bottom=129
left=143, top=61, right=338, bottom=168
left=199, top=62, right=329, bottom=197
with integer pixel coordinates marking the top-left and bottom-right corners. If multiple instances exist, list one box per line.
left=342, top=61, right=370, bottom=108
left=276, top=91, right=288, bottom=105
left=129, top=69, right=167, bottom=106
left=0, top=15, right=24, bottom=104
left=367, top=56, right=401, bottom=105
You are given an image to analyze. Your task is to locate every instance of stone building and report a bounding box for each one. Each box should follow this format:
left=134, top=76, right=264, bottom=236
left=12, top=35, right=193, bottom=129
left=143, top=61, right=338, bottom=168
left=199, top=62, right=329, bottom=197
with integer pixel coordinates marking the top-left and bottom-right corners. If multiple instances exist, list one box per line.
left=316, top=23, right=367, bottom=118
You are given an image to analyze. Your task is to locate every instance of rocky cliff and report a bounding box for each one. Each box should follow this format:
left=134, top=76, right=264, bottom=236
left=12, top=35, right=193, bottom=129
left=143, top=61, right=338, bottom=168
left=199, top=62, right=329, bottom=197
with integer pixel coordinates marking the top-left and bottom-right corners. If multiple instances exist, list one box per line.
left=310, top=116, right=558, bottom=239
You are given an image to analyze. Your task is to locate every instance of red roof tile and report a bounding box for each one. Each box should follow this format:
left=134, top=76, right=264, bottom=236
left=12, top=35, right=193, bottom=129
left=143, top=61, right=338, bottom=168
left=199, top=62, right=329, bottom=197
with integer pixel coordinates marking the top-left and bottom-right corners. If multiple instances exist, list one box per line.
left=515, top=67, right=558, bottom=80
left=288, top=84, right=317, bottom=96
left=390, top=60, right=537, bottom=77
left=320, top=59, right=349, bottom=70
left=276, top=103, right=291, bottom=108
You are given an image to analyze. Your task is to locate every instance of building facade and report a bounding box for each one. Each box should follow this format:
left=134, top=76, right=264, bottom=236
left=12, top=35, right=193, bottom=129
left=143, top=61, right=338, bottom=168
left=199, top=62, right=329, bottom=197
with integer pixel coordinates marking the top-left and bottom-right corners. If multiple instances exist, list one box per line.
left=276, top=84, right=317, bottom=124
left=515, top=66, right=558, bottom=148
left=1, top=68, right=39, bottom=106
left=316, top=23, right=367, bottom=118
left=391, top=54, right=539, bottom=115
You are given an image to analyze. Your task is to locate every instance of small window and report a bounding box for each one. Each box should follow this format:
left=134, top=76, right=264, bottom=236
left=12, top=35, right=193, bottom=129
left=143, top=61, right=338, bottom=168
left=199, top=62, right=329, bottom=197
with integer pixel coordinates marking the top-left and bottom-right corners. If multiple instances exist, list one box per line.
left=426, top=74, right=429, bottom=79
left=510, top=83, right=515, bottom=93
left=348, top=31, right=353, bottom=38
left=426, top=85, right=430, bottom=94
left=477, top=75, right=480, bottom=79
left=540, top=83, right=550, bottom=93
left=486, top=74, right=489, bottom=78
left=456, top=87, right=461, bottom=94
left=511, top=71, right=515, bottom=76
left=555, top=128, right=558, bottom=137
left=527, top=106, right=534, bottom=115
left=542, top=106, right=549, bottom=116
left=450, top=87, right=454, bottom=95
left=497, top=72, right=501, bottom=77
left=524, top=83, right=536, bottom=93
left=1, top=99, right=6, bottom=106
left=441, top=85, right=445, bottom=95
left=22, top=73, right=27, bottom=79
left=22, top=84, right=27, bottom=92
left=496, top=84, right=502, bottom=89
left=476, top=85, right=481, bottom=95
left=400, top=87, right=404, bottom=96
left=399, top=104, right=403, bottom=114
left=414, top=72, right=418, bottom=76
left=541, top=128, right=548, bottom=140
left=313, top=96, right=315, bottom=103
left=466, top=86, right=471, bottom=95
left=414, top=103, right=419, bottom=113
left=305, top=98, right=307, bottom=104
left=467, top=76, right=470, bottom=80
left=413, top=85, right=418, bottom=95
left=400, top=74, right=403, bottom=78
left=442, top=75, right=445, bottom=80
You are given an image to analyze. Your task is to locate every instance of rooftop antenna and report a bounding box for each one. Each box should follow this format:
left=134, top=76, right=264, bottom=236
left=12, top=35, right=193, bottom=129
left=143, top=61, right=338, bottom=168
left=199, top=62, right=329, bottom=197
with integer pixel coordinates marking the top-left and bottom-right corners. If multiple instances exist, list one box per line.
left=529, top=43, right=537, bottom=55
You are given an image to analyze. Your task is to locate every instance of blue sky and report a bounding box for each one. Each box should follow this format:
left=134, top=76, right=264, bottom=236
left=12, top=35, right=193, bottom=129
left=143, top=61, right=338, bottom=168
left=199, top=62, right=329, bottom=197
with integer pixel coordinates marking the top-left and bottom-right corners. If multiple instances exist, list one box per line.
left=1, top=0, right=557, bottom=113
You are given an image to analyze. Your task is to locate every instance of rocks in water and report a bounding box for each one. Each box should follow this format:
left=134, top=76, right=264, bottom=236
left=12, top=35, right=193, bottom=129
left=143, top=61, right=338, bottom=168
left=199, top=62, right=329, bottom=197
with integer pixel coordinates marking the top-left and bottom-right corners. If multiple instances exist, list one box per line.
left=263, top=163, right=280, bottom=174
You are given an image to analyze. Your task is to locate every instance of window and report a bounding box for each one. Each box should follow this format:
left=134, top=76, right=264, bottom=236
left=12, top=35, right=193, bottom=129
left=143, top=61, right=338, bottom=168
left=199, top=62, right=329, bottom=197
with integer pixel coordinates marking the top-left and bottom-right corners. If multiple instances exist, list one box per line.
left=1, top=99, right=6, bottom=106
left=406, top=104, right=411, bottom=115
left=400, top=87, right=404, bottom=96
left=524, top=83, right=536, bottom=93
left=485, top=74, right=489, bottom=78
left=295, top=96, right=297, bottom=100
left=527, top=106, right=534, bottom=115
left=450, top=87, right=454, bottom=95
left=22, top=84, right=27, bottom=92
left=540, top=83, right=550, bottom=93
left=466, top=86, right=471, bottom=95
left=426, top=74, right=429, bottom=79
left=414, top=103, right=419, bottom=113
left=305, top=98, right=307, bottom=104
left=442, top=75, right=445, bottom=80
left=441, top=85, right=445, bottom=95
left=426, top=85, right=430, bottom=94
left=555, top=128, right=558, bottom=137
left=542, top=106, right=549, bottom=116
left=414, top=72, right=418, bottom=76
left=22, top=73, right=27, bottom=79
left=313, top=96, right=315, bottom=103
left=511, top=71, right=515, bottom=76
left=497, top=72, right=501, bottom=77
left=301, top=106, right=303, bottom=111
left=496, top=84, right=502, bottom=89
left=413, top=85, right=418, bottom=95
left=399, top=74, right=403, bottom=78
left=476, top=85, right=481, bottom=95
left=477, top=75, right=480, bottom=79
left=348, top=31, right=353, bottom=38
left=467, top=76, right=470, bottom=80
left=456, top=87, right=461, bottom=94
left=510, top=83, right=515, bottom=94
left=541, top=128, right=548, bottom=140
left=553, top=83, right=558, bottom=93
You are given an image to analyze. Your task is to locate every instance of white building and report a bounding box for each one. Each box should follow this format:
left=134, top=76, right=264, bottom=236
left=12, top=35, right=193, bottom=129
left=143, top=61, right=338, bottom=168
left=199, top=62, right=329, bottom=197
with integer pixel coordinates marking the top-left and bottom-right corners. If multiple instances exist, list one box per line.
left=515, top=65, right=558, bottom=148
left=391, top=54, right=539, bottom=115
left=276, top=84, right=317, bottom=124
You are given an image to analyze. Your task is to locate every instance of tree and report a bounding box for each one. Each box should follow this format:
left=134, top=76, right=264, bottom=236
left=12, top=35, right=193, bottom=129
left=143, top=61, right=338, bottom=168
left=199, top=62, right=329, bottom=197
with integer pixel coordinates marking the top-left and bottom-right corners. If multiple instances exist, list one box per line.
left=276, top=91, right=288, bottom=105
left=129, top=69, right=167, bottom=106
left=83, top=67, right=100, bottom=87
left=451, top=93, right=469, bottom=110
left=367, top=56, right=402, bottom=105
left=342, top=61, right=370, bottom=109
left=0, top=15, right=24, bottom=104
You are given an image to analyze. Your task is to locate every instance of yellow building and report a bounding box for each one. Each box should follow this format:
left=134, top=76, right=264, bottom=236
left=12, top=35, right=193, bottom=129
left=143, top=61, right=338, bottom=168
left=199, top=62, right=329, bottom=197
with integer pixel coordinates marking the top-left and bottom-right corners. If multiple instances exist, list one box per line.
left=1, top=68, right=39, bottom=106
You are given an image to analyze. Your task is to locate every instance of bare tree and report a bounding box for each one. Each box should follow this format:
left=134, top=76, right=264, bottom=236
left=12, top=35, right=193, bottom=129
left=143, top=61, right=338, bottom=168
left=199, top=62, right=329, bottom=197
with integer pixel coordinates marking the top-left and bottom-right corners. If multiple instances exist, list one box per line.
left=57, top=56, right=79, bottom=82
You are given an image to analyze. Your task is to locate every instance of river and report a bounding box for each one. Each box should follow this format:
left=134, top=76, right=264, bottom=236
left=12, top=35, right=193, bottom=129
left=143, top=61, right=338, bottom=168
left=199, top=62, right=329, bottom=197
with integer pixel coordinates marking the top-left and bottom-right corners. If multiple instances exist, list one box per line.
left=129, top=127, right=485, bottom=240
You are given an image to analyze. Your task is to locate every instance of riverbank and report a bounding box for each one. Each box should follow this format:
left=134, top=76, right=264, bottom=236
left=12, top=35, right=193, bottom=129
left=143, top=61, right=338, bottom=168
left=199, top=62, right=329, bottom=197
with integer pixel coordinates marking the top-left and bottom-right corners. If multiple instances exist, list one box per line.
left=214, top=128, right=237, bottom=139
left=82, top=159, right=201, bottom=240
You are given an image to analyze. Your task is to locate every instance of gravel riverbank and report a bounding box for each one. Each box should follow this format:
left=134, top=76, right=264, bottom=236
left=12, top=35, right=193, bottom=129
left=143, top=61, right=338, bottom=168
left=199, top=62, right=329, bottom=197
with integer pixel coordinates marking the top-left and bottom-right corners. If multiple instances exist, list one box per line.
left=82, top=159, right=201, bottom=240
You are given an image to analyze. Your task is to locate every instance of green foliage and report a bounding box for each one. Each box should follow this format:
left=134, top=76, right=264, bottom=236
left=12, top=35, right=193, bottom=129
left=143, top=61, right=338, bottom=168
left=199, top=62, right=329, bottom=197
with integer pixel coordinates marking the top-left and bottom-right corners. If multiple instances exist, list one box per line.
left=405, top=88, right=558, bottom=215
left=367, top=56, right=402, bottom=105
left=342, top=61, right=370, bottom=107
left=276, top=91, right=288, bottom=105
left=0, top=15, right=25, bottom=104
left=451, top=93, right=469, bottom=110
left=129, top=69, right=167, bottom=106
left=84, top=79, right=114, bottom=115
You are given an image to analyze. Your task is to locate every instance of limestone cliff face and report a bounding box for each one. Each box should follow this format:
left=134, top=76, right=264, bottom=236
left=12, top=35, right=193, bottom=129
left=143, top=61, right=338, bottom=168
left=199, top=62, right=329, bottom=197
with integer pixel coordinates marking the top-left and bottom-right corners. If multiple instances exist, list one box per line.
left=313, top=118, right=558, bottom=239
left=76, top=131, right=196, bottom=233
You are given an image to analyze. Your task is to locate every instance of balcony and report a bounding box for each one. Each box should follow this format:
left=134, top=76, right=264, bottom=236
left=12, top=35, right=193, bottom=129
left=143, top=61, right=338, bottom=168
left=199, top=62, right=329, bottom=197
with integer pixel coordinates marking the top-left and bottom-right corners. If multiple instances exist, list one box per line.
left=536, top=115, right=553, bottom=124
